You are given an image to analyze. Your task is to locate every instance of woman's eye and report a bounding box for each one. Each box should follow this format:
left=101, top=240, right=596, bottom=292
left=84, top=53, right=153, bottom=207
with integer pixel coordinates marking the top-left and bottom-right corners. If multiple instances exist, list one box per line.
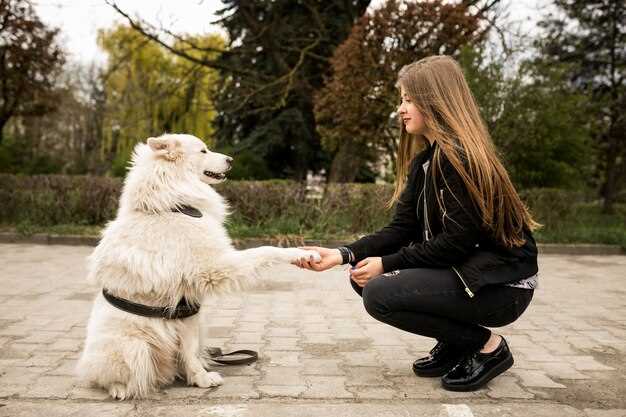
left=201, top=149, right=207, bottom=154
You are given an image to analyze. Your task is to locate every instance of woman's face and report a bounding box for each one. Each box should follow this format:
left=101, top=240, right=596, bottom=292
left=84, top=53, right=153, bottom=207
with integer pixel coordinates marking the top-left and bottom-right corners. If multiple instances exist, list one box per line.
left=398, top=86, right=425, bottom=135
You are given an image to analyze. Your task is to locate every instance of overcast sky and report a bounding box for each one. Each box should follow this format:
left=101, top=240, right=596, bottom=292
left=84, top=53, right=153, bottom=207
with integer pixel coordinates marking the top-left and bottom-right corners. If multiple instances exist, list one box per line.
left=33, top=0, right=547, bottom=64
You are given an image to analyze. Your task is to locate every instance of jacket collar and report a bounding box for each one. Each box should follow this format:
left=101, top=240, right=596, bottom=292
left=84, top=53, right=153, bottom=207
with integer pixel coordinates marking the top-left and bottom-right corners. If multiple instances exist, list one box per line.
left=424, top=140, right=437, bottom=161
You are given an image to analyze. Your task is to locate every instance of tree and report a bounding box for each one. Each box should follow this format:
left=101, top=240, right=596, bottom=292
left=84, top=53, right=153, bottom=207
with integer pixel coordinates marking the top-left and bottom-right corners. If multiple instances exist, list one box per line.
left=212, top=1, right=372, bottom=179
left=97, top=25, right=224, bottom=175
left=108, top=0, right=371, bottom=179
left=0, top=0, right=65, bottom=144
left=460, top=47, right=593, bottom=189
left=1, top=61, right=106, bottom=175
left=315, top=0, right=500, bottom=182
left=536, top=0, right=625, bottom=213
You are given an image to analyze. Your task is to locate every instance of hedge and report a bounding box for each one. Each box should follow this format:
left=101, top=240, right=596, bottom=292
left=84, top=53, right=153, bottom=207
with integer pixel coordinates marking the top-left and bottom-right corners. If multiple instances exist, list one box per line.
left=2, top=174, right=624, bottom=246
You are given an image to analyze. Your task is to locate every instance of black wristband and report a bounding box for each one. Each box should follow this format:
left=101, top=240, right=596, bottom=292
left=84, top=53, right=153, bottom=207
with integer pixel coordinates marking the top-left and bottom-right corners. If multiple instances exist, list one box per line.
left=337, top=247, right=350, bottom=264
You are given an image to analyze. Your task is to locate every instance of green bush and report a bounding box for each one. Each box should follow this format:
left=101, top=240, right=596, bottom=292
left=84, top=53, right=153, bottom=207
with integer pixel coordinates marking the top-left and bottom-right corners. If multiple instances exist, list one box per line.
left=0, top=174, right=623, bottom=247
left=0, top=174, right=120, bottom=225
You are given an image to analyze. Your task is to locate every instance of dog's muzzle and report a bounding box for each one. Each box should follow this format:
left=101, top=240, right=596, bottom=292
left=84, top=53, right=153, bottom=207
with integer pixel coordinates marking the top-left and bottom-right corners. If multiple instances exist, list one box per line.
left=203, top=170, right=227, bottom=180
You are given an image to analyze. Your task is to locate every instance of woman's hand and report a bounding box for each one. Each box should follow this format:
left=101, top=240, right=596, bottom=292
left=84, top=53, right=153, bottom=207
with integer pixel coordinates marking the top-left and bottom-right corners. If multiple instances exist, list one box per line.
left=350, top=257, right=383, bottom=287
left=293, top=246, right=342, bottom=271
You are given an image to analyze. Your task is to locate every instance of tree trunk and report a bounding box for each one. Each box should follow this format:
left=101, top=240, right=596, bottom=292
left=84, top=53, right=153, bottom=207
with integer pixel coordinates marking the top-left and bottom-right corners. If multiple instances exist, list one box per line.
left=328, top=141, right=364, bottom=183
left=601, top=134, right=620, bottom=214
left=0, top=117, right=7, bottom=145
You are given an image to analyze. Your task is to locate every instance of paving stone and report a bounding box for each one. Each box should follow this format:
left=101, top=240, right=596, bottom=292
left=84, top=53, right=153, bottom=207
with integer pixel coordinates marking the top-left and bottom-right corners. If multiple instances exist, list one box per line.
left=351, top=386, right=396, bottom=400
left=68, top=386, right=111, bottom=400
left=301, top=358, right=344, bottom=375
left=230, top=332, right=264, bottom=344
left=46, top=359, right=77, bottom=376
left=16, top=331, right=67, bottom=344
left=560, top=355, right=616, bottom=371
left=511, top=369, right=568, bottom=388
left=389, top=376, right=445, bottom=399
left=206, top=376, right=260, bottom=399
left=25, top=375, right=76, bottom=399
left=47, top=338, right=81, bottom=352
left=262, top=350, right=300, bottom=367
left=540, top=361, right=591, bottom=380
left=487, top=375, right=534, bottom=399
left=258, top=384, right=306, bottom=397
left=266, top=327, right=300, bottom=337
left=303, top=376, right=354, bottom=399
left=259, top=367, right=303, bottom=386
left=339, top=351, right=380, bottom=367
left=345, top=366, right=392, bottom=386
left=584, top=409, right=626, bottom=417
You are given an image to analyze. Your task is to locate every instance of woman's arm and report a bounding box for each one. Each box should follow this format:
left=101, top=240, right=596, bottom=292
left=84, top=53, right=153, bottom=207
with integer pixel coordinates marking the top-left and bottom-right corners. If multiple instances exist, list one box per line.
left=380, top=157, right=483, bottom=272
left=344, top=158, right=422, bottom=264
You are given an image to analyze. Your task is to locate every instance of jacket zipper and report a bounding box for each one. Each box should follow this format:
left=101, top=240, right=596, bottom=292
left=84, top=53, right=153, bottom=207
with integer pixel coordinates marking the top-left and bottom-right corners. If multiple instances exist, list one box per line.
left=439, top=188, right=446, bottom=229
left=422, top=162, right=432, bottom=241
left=451, top=266, right=475, bottom=298
left=424, top=160, right=473, bottom=298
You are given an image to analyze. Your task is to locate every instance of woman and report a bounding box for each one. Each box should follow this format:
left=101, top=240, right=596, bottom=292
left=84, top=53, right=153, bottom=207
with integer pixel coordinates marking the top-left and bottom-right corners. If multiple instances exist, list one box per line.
left=296, top=55, right=540, bottom=392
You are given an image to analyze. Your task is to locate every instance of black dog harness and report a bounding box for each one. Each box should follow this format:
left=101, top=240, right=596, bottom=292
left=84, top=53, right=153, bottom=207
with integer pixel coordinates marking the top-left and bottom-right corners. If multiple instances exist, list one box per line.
left=102, top=289, right=201, bottom=319
left=101, top=204, right=204, bottom=320
left=100, top=204, right=258, bottom=365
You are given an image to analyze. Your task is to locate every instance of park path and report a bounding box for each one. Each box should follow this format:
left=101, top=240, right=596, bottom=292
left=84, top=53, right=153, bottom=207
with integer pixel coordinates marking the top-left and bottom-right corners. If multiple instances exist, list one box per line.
left=0, top=243, right=625, bottom=416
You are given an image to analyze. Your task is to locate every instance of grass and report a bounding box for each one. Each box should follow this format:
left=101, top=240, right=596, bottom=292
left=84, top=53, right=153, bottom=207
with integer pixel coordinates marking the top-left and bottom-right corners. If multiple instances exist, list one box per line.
left=532, top=203, right=626, bottom=247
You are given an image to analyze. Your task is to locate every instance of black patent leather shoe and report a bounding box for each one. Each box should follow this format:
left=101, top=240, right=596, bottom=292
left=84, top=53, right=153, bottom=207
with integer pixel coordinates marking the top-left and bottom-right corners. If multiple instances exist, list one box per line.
left=441, top=336, right=514, bottom=391
left=412, top=341, right=466, bottom=377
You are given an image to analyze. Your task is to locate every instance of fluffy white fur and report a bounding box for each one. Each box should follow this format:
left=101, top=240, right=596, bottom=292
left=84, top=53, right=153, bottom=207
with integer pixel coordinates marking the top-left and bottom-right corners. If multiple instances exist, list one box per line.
left=77, top=134, right=319, bottom=400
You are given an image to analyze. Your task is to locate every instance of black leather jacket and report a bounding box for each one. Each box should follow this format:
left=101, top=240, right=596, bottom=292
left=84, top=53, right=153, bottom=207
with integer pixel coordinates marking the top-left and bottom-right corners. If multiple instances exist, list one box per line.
left=346, top=141, right=538, bottom=298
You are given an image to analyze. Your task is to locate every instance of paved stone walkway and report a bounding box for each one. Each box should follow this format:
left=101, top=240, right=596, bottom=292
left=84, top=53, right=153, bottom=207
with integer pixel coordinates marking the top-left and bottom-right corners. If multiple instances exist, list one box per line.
left=0, top=243, right=625, bottom=416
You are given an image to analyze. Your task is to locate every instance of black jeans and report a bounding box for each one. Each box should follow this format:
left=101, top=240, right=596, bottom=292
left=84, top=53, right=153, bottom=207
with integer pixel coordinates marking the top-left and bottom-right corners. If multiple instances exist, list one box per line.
left=351, top=267, right=534, bottom=351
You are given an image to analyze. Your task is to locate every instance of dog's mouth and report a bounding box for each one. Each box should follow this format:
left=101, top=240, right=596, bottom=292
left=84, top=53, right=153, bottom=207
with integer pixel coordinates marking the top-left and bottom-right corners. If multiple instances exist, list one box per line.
left=203, top=170, right=227, bottom=181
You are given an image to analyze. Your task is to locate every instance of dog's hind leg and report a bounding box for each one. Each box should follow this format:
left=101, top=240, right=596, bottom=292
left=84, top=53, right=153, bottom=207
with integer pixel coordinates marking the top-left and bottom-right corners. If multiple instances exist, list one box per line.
left=104, top=338, right=160, bottom=400
left=178, top=318, right=223, bottom=388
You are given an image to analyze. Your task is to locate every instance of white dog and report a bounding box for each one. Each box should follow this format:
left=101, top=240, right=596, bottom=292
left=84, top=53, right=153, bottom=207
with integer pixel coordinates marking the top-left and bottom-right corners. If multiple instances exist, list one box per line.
left=76, top=133, right=319, bottom=400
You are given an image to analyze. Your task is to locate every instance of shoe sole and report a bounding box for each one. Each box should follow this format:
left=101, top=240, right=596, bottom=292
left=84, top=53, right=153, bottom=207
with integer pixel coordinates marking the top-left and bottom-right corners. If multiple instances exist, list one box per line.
left=441, top=355, right=514, bottom=392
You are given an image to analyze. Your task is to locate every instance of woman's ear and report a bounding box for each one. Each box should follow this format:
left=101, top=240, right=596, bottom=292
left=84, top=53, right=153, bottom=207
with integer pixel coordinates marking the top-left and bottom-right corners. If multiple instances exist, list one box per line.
left=147, top=136, right=183, bottom=161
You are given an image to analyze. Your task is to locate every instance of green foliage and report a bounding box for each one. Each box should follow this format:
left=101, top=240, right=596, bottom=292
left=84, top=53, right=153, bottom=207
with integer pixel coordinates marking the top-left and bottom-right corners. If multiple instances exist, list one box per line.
left=2, top=174, right=623, bottom=247
left=534, top=0, right=625, bottom=211
left=0, top=174, right=119, bottom=225
left=98, top=25, right=224, bottom=175
left=459, top=47, right=593, bottom=189
left=0, top=0, right=65, bottom=144
left=0, top=135, right=63, bottom=175
left=315, top=0, right=500, bottom=182
left=213, top=0, right=371, bottom=179
left=216, top=146, right=273, bottom=180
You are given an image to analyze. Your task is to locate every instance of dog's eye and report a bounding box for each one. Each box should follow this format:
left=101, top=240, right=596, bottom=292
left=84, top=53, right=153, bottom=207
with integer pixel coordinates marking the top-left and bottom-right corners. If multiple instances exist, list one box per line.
left=201, top=149, right=207, bottom=154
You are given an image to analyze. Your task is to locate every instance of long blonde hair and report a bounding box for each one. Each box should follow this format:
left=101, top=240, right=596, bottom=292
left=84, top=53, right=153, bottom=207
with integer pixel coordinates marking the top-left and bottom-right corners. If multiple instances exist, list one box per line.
left=391, top=55, right=541, bottom=248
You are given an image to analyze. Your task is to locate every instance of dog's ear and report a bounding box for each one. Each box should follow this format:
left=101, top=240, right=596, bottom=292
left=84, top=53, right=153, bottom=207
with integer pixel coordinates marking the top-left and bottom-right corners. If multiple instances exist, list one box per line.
left=147, top=136, right=183, bottom=161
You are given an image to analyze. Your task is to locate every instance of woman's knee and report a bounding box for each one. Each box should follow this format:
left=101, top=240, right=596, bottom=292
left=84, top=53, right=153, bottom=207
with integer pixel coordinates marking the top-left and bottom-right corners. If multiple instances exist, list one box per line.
left=349, top=276, right=363, bottom=297
left=361, top=276, right=389, bottom=318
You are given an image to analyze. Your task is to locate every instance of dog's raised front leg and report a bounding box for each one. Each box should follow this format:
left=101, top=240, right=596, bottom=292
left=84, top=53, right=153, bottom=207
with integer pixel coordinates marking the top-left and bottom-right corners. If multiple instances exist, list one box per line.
left=220, top=246, right=320, bottom=271
left=178, top=317, right=223, bottom=388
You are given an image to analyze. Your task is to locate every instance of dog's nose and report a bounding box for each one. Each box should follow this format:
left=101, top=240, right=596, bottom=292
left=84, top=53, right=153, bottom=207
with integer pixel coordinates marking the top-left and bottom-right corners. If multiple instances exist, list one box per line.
left=225, top=156, right=233, bottom=169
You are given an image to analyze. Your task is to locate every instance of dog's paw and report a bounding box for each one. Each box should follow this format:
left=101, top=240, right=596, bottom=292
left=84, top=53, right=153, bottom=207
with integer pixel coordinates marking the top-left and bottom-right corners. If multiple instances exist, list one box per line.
left=108, top=383, right=130, bottom=400
left=193, top=371, right=223, bottom=388
left=286, top=248, right=321, bottom=264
